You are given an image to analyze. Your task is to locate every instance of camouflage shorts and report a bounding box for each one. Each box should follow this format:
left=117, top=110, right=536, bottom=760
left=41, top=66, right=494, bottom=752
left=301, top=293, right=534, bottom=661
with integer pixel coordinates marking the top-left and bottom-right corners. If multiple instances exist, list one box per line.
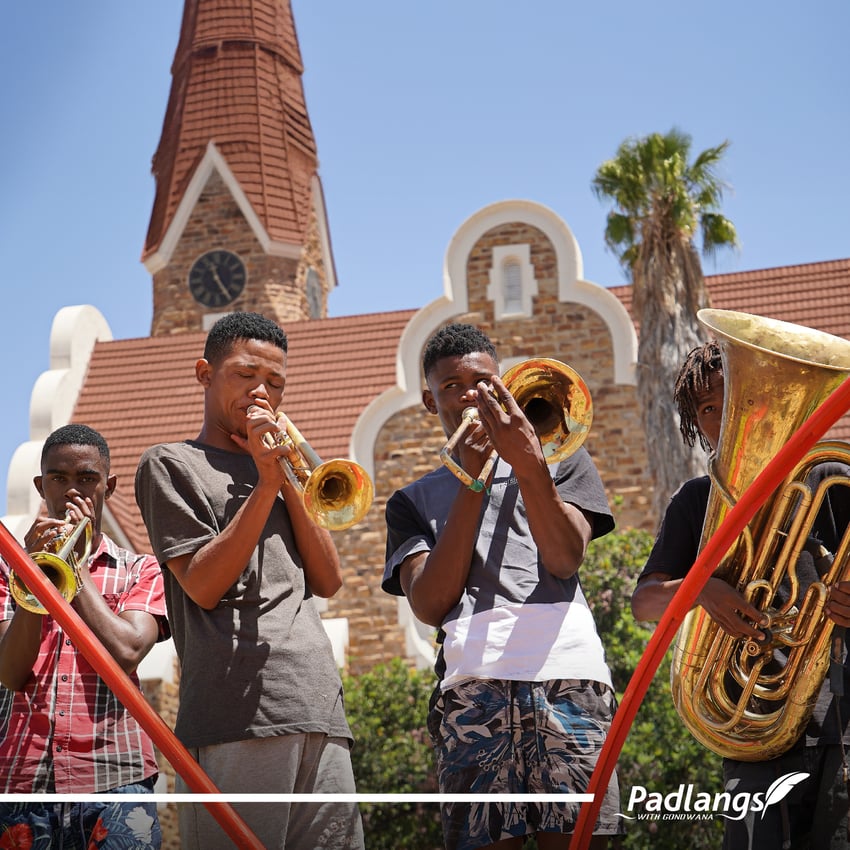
left=427, top=677, right=622, bottom=850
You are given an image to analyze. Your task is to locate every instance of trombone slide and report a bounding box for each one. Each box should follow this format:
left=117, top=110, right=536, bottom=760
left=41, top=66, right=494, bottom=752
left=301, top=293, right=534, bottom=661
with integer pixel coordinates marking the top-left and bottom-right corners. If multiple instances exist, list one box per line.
left=439, top=407, right=497, bottom=492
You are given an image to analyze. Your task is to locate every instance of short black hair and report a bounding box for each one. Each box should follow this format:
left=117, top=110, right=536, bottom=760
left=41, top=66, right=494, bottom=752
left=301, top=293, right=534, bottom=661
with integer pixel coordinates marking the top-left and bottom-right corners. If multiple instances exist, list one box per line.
left=674, top=340, right=722, bottom=451
left=422, top=323, right=498, bottom=379
left=203, top=312, right=288, bottom=364
left=42, top=424, right=110, bottom=469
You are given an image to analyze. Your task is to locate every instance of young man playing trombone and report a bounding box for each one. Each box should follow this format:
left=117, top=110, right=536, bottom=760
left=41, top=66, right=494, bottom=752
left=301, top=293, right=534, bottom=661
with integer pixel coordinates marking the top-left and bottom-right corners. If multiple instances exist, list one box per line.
left=0, top=424, right=167, bottom=848
left=383, top=323, right=621, bottom=850
left=135, top=311, right=363, bottom=850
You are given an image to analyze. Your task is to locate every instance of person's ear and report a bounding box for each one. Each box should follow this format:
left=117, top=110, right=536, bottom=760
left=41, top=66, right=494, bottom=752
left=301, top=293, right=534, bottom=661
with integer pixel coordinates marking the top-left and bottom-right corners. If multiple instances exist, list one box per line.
left=195, top=358, right=212, bottom=388
left=422, top=388, right=438, bottom=415
left=33, top=475, right=45, bottom=499
left=105, top=474, right=117, bottom=499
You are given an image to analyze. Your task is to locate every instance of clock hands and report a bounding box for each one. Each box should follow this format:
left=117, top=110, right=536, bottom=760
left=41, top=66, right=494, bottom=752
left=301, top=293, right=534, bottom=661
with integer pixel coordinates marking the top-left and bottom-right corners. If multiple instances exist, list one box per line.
left=189, top=250, right=245, bottom=307
left=203, top=257, right=233, bottom=299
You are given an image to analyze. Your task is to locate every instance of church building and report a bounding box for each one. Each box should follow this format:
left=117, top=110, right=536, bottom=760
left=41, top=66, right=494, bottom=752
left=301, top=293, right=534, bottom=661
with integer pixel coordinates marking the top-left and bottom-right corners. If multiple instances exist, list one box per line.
left=2, top=0, right=850, bottom=833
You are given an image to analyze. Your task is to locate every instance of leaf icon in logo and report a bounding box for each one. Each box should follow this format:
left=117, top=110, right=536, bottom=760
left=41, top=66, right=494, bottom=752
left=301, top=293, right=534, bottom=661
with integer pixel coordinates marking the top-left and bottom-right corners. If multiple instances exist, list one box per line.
left=761, top=771, right=809, bottom=818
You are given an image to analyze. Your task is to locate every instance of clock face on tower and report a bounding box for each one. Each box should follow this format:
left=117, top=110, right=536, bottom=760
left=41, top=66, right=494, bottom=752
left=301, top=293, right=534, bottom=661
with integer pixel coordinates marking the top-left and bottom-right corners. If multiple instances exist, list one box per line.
left=188, top=250, right=247, bottom=308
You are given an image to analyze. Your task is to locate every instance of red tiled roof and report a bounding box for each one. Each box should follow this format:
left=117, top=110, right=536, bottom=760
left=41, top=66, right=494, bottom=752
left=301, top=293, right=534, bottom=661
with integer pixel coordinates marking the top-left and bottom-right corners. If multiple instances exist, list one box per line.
left=610, top=257, right=850, bottom=442
left=144, top=0, right=316, bottom=258
left=610, top=258, right=850, bottom=339
left=71, top=258, right=850, bottom=552
left=71, top=310, right=416, bottom=552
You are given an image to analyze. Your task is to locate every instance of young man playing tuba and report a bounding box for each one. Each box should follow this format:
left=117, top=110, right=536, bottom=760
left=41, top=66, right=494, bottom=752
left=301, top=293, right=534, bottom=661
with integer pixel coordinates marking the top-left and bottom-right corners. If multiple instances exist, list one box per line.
left=632, top=340, right=850, bottom=848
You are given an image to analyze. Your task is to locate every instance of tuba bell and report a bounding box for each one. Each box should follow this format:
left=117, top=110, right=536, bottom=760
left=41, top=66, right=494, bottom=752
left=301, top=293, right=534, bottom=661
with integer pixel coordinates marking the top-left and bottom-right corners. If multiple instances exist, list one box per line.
left=9, top=514, right=92, bottom=615
left=670, top=308, right=850, bottom=761
left=440, top=358, right=593, bottom=491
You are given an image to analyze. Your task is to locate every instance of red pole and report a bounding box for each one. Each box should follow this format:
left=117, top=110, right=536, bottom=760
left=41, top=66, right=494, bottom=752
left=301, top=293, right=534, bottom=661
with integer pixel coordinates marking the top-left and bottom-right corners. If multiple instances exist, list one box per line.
left=0, top=523, right=264, bottom=850
left=571, top=373, right=850, bottom=849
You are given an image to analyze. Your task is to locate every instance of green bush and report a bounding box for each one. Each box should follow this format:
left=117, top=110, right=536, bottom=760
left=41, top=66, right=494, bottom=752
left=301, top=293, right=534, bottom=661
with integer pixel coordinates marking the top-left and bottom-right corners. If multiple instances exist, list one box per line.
left=342, top=658, right=442, bottom=850
left=344, top=529, right=726, bottom=849
left=582, top=529, right=724, bottom=849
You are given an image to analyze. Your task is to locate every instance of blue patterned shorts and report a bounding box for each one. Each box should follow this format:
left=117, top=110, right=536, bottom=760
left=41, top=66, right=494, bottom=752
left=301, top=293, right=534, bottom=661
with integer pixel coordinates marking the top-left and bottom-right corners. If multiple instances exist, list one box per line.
left=0, top=781, right=161, bottom=850
left=427, top=678, right=622, bottom=850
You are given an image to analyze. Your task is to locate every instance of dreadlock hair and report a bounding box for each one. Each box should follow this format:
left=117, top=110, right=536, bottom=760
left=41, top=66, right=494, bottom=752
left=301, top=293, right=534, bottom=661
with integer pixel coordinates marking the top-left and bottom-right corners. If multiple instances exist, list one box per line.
left=673, top=340, right=722, bottom=452
left=422, top=323, right=498, bottom=380
left=203, top=312, right=287, bottom=364
left=41, top=424, right=110, bottom=469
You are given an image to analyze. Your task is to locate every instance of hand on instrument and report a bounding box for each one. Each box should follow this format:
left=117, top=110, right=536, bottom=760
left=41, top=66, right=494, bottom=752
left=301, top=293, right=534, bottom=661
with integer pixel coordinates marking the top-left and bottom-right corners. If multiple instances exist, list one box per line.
left=236, top=403, right=293, bottom=487
left=453, top=408, right=494, bottom=477
left=23, top=513, right=69, bottom=554
left=23, top=493, right=93, bottom=554
left=698, top=577, right=768, bottom=641
left=826, top=580, right=850, bottom=627
left=475, top=375, right=541, bottom=471
left=63, top=493, right=94, bottom=528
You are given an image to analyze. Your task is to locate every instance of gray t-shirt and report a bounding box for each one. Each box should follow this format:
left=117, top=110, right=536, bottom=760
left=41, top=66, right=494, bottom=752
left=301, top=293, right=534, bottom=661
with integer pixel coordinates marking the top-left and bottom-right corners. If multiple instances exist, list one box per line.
left=383, top=448, right=615, bottom=686
left=135, top=440, right=351, bottom=749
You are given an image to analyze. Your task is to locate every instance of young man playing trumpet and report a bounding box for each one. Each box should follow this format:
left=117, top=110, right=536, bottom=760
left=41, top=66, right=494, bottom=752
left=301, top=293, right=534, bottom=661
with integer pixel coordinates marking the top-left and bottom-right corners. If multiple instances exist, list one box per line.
left=135, top=311, right=363, bottom=850
left=0, top=423, right=168, bottom=849
left=383, top=323, right=621, bottom=850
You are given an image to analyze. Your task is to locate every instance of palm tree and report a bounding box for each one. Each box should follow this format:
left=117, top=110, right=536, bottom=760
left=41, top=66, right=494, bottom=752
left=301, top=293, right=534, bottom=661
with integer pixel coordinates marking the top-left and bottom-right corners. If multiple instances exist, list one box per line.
left=592, top=128, right=738, bottom=517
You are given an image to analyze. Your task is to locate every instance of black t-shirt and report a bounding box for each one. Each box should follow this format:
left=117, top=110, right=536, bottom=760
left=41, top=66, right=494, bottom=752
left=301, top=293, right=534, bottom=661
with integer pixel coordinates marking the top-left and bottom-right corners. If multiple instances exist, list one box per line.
left=639, top=463, right=850, bottom=747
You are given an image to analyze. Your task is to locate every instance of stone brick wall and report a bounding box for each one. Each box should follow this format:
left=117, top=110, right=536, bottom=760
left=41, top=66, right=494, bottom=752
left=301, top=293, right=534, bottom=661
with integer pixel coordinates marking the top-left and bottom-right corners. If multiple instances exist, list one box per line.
left=295, top=207, right=331, bottom=319
left=323, top=219, right=657, bottom=672
left=151, top=172, right=321, bottom=335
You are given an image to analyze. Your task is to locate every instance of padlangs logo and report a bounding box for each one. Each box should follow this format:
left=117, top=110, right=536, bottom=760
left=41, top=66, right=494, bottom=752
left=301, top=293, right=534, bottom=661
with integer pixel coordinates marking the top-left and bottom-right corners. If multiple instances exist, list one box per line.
left=620, top=771, right=809, bottom=822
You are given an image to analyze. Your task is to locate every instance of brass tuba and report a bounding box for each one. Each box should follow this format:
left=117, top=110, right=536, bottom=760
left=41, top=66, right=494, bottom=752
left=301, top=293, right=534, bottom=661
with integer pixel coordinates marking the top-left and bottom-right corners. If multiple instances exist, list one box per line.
left=9, top=515, right=92, bottom=614
left=440, top=358, right=593, bottom=491
left=670, top=308, right=850, bottom=760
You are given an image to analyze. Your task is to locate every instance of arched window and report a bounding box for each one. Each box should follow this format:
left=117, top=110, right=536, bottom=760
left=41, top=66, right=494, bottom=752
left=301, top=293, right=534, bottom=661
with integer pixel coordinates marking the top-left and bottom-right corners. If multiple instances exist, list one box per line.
left=502, top=260, right=523, bottom=313
left=306, top=268, right=323, bottom=319
left=487, top=244, right=538, bottom=318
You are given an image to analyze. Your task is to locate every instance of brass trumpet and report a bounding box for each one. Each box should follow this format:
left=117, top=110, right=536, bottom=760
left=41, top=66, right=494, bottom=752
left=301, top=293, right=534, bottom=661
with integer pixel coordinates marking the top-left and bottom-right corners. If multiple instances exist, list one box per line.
left=263, top=416, right=374, bottom=531
left=440, top=357, right=593, bottom=490
left=10, top=514, right=92, bottom=614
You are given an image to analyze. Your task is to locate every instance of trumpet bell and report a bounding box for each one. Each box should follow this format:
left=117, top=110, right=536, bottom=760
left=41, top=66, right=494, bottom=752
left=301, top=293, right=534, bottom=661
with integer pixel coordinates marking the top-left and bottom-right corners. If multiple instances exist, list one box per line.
left=501, top=357, right=593, bottom=463
left=303, top=459, right=375, bottom=531
left=9, top=552, right=79, bottom=614
left=9, top=516, right=92, bottom=615
left=265, top=416, right=375, bottom=530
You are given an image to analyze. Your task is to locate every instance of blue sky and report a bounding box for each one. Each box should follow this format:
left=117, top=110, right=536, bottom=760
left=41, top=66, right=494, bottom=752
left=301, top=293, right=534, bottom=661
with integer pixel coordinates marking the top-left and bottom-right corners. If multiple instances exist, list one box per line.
left=1, top=0, right=848, bottom=515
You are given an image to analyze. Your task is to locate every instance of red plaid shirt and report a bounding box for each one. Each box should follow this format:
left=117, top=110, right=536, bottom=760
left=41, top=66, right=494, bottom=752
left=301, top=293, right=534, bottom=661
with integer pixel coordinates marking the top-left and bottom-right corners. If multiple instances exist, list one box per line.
left=0, top=534, right=168, bottom=793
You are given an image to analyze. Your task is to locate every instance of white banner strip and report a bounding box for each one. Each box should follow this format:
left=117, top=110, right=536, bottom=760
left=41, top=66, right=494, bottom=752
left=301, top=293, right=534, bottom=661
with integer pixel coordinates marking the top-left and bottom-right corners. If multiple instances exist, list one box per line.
left=0, top=793, right=593, bottom=804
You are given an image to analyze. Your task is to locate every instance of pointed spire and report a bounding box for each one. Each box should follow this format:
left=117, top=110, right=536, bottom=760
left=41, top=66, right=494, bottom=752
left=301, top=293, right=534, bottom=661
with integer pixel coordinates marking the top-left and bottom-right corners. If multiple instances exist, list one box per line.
left=143, top=0, right=318, bottom=261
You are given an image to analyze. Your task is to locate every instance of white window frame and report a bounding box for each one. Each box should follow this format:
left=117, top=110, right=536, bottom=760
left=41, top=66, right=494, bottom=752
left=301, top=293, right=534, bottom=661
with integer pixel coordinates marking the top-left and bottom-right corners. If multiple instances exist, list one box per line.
left=486, top=244, right=538, bottom=319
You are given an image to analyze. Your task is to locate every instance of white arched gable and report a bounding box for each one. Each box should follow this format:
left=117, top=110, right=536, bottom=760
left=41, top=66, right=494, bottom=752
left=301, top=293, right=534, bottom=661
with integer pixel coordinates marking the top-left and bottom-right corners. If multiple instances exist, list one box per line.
left=143, top=142, right=304, bottom=274
left=2, top=306, right=113, bottom=541
left=351, top=200, right=637, bottom=479
left=444, top=200, right=636, bottom=384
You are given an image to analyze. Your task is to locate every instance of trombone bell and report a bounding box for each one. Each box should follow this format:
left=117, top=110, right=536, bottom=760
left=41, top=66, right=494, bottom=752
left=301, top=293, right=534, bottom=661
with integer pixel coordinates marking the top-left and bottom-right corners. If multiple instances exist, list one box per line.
left=439, top=357, right=593, bottom=489
left=501, top=358, right=592, bottom=463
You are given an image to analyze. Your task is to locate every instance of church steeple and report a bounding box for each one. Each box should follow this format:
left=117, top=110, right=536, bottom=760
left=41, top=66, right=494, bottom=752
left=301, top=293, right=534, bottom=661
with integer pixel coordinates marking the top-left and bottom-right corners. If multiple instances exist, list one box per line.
left=143, top=0, right=336, bottom=335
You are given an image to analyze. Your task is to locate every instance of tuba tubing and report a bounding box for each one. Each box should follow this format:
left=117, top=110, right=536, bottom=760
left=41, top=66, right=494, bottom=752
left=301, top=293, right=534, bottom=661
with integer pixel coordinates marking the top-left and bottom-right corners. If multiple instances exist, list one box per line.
left=670, top=309, right=850, bottom=761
